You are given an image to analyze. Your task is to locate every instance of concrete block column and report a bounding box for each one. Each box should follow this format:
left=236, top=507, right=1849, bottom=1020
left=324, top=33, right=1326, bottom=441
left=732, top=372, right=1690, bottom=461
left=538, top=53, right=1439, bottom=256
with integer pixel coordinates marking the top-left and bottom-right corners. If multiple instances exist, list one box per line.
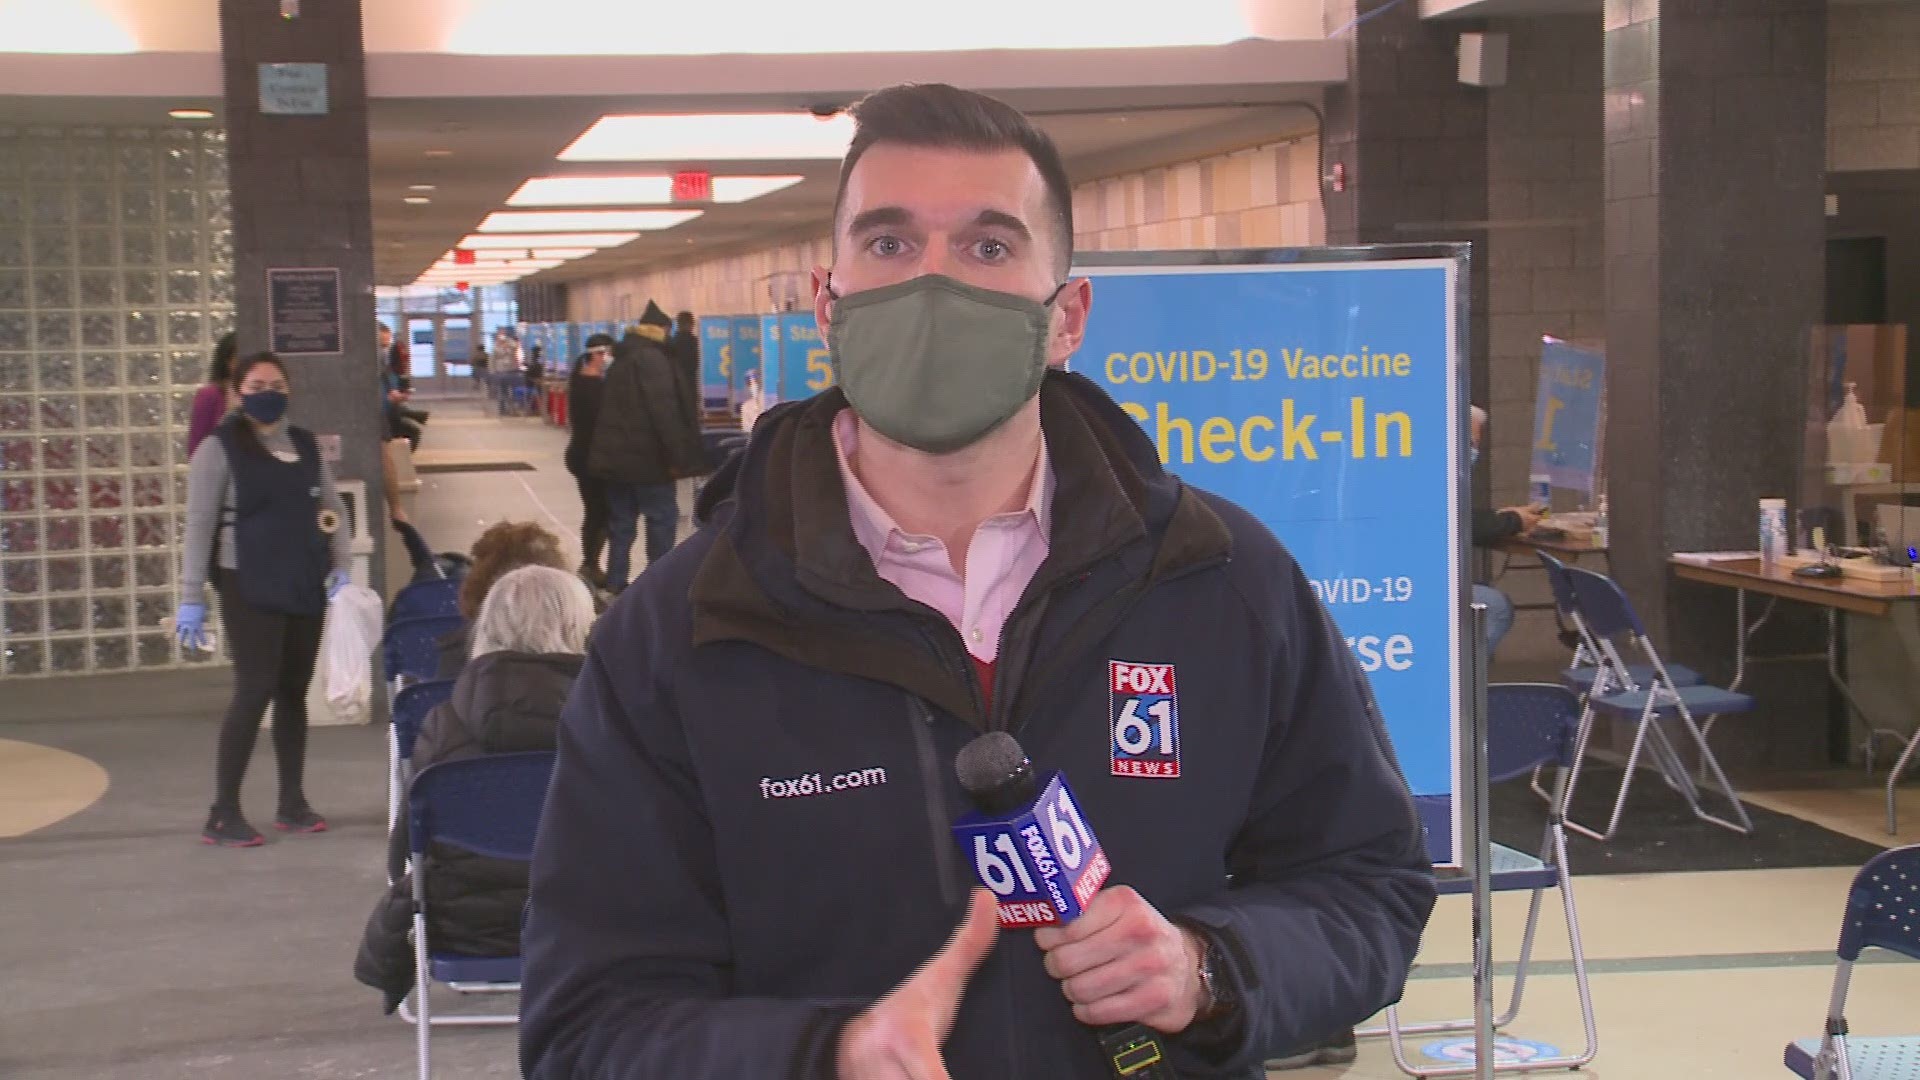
left=1602, top=0, right=1830, bottom=770
left=218, top=0, right=385, bottom=589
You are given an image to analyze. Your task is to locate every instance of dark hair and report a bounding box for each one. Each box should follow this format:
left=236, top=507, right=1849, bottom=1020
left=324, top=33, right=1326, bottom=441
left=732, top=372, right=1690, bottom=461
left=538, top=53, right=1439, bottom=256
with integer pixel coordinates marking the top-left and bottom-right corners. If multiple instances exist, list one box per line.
left=208, top=331, right=237, bottom=386
left=459, top=520, right=568, bottom=620
left=833, top=84, right=1075, bottom=276
left=226, top=352, right=287, bottom=458
left=675, top=311, right=695, bottom=333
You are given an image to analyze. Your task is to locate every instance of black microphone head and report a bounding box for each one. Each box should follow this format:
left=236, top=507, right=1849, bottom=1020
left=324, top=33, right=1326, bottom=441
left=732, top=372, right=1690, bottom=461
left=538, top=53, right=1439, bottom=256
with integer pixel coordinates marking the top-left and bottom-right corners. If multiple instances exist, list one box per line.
left=956, top=732, right=1038, bottom=816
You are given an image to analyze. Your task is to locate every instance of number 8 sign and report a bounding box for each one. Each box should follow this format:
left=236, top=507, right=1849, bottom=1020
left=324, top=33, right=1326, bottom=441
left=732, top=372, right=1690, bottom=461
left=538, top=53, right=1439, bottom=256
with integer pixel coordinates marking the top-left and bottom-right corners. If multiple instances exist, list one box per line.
left=1110, top=661, right=1180, bottom=778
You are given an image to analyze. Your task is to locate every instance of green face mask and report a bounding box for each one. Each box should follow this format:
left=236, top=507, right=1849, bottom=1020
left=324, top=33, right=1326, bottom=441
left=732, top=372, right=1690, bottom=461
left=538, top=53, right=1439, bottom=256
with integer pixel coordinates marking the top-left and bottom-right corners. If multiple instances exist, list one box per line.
left=828, top=273, right=1063, bottom=455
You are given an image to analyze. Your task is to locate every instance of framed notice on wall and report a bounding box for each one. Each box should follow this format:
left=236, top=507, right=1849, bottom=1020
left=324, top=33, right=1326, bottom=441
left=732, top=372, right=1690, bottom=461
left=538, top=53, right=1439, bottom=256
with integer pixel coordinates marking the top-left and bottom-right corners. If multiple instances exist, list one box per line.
left=267, top=268, right=342, bottom=355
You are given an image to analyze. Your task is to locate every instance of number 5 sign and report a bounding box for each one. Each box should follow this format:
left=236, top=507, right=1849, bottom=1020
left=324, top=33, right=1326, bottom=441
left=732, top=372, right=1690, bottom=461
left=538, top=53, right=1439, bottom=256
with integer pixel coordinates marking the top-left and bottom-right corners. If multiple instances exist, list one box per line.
left=1110, top=661, right=1180, bottom=778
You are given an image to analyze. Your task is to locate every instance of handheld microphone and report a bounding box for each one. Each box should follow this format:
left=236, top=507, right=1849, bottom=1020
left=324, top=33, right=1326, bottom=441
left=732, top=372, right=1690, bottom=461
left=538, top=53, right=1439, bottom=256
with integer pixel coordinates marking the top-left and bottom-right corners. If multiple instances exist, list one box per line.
left=953, top=732, right=1173, bottom=1080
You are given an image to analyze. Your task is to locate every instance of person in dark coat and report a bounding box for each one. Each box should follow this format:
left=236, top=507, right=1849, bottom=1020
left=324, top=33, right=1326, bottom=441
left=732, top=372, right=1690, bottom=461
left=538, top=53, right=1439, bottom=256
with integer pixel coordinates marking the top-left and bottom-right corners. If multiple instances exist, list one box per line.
left=354, top=565, right=595, bottom=1013
left=671, top=311, right=703, bottom=428
left=565, top=334, right=616, bottom=589
left=520, top=84, right=1433, bottom=1080
left=1467, top=405, right=1543, bottom=659
left=586, top=300, right=707, bottom=593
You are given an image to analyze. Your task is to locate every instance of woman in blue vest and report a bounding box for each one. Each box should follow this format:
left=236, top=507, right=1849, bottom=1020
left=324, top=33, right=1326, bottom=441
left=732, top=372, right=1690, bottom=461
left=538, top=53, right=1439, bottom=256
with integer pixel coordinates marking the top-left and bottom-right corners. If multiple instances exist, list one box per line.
left=176, top=352, right=352, bottom=847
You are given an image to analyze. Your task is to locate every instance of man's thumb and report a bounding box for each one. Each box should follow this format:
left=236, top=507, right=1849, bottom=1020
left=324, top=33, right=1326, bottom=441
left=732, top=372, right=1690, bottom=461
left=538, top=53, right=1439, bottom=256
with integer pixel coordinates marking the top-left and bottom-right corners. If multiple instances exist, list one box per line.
left=917, top=889, right=1000, bottom=1004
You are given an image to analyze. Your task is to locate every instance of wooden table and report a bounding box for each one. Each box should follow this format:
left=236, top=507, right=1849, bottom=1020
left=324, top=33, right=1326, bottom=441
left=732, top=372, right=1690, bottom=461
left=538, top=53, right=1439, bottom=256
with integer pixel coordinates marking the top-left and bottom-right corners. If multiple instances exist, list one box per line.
left=1670, top=556, right=1920, bottom=833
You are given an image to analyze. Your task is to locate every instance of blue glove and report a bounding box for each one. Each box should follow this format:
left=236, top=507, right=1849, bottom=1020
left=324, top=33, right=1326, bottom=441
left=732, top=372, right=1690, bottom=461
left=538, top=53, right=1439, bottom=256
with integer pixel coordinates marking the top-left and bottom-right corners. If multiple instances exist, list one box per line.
left=325, top=569, right=350, bottom=599
left=175, top=602, right=208, bottom=652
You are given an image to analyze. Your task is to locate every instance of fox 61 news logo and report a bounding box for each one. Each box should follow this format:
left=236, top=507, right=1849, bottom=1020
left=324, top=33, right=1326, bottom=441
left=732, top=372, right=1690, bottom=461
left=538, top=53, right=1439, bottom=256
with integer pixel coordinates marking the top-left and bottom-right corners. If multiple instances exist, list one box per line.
left=1110, top=661, right=1180, bottom=778
left=951, top=771, right=1113, bottom=930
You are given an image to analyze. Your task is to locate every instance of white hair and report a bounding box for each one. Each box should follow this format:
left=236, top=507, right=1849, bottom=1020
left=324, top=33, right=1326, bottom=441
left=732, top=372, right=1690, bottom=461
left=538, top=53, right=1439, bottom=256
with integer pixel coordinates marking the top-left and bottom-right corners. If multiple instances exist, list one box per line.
left=1470, top=405, right=1487, bottom=425
left=470, top=565, right=597, bottom=659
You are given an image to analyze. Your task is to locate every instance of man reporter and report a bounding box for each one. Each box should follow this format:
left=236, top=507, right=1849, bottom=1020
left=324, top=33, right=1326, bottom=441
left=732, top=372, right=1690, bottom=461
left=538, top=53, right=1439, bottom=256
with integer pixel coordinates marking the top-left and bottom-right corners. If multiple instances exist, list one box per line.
left=520, top=82, right=1435, bottom=1079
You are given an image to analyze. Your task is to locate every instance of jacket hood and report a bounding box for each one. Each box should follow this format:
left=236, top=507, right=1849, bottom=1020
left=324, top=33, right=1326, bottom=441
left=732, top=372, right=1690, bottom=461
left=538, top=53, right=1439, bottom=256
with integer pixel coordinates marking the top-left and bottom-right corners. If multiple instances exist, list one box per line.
left=450, top=650, right=585, bottom=753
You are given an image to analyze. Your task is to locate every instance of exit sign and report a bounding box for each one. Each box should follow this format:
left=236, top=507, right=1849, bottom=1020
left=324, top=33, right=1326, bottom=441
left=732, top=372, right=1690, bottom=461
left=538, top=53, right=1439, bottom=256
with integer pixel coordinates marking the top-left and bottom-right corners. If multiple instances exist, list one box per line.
left=672, top=171, right=713, bottom=203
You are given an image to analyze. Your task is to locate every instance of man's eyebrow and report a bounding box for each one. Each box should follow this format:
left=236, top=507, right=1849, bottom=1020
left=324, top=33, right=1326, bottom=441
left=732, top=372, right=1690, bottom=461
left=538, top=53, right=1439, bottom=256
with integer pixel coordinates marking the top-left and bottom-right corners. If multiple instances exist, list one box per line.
left=847, top=206, right=912, bottom=234
left=972, top=209, right=1032, bottom=240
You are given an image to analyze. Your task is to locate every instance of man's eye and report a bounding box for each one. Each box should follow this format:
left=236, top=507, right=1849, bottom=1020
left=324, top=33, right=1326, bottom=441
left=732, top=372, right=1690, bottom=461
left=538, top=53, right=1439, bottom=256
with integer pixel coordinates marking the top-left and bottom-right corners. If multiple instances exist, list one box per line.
left=975, top=238, right=1011, bottom=262
left=865, top=236, right=905, bottom=257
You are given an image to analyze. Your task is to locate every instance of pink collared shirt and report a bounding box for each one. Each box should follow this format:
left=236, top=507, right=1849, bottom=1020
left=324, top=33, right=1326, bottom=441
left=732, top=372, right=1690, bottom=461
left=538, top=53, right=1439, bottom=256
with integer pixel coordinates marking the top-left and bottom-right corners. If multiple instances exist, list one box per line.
left=833, top=408, right=1052, bottom=664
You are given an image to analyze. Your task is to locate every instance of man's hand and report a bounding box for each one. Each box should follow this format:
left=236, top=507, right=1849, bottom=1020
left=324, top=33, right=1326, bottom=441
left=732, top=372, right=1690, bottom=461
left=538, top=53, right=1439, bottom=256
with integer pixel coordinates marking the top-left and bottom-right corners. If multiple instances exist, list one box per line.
left=837, top=889, right=999, bottom=1080
left=1504, top=505, right=1544, bottom=533
left=1033, top=886, right=1206, bottom=1034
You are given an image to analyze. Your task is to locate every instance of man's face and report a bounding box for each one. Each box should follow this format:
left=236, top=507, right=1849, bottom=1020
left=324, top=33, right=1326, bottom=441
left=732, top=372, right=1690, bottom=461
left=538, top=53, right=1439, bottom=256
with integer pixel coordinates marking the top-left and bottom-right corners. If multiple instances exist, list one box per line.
left=814, top=144, right=1090, bottom=368
left=378, top=328, right=392, bottom=352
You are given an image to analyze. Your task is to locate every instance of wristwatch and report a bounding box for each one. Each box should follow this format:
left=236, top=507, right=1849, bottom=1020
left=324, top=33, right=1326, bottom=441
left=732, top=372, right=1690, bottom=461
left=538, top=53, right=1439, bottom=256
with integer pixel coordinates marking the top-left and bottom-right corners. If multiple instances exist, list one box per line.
left=1194, top=934, right=1234, bottom=1021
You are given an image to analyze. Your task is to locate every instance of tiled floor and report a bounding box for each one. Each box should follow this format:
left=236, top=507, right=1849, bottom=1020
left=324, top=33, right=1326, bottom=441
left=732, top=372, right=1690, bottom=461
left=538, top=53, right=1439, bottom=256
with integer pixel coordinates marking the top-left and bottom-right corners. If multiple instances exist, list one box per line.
left=3, top=396, right=1915, bottom=1080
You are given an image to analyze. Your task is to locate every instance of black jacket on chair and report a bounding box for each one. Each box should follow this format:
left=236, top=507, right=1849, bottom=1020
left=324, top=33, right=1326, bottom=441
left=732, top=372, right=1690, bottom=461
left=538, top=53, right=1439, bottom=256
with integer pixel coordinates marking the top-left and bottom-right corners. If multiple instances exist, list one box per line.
left=353, top=650, right=584, bottom=1012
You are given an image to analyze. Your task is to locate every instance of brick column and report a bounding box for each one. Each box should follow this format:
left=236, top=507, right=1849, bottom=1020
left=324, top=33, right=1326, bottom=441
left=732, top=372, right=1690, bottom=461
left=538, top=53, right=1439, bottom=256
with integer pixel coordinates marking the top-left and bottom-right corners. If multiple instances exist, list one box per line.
left=218, top=0, right=385, bottom=587
left=1323, top=2, right=1491, bottom=405
left=1602, top=0, right=1829, bottom=769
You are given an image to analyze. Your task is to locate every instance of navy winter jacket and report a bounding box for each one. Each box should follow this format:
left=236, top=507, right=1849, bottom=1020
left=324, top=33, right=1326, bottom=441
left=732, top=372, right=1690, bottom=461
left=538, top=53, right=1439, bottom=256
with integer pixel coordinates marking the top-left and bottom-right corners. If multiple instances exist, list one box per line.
left=520, top=371, right=1435, bottom=1079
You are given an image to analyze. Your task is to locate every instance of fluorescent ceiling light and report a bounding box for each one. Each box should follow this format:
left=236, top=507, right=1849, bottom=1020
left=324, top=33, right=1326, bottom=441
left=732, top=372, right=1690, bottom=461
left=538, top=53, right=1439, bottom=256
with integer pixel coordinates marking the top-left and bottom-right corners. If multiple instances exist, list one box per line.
left=560, top=114, right=854, bottom=163
left=508, top=175, right=804, bottom=206
left=404, top=196, right=431, bottom=205
left=449, top=0, right=1252, bottom=54
left=433, top=260, right=562, bottom=272
left=169, top=108, right=215, bottom=121
left=445, top=248, right=596, bottom=263
left=0, top=0, right=138, bottom=53
left=478, top=209, right=701, bottom=233
left=458, top=232, right=639, bottom=249
left=408, top=184, right=437, bottom=192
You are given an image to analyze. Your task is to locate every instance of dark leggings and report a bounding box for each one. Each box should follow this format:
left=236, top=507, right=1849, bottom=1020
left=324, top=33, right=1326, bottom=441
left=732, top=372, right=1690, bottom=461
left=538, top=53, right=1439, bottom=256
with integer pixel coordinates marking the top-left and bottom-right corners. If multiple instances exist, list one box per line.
left=212, top=570, right=326, bottom=813
left=576, top=473, right=609, bottom=572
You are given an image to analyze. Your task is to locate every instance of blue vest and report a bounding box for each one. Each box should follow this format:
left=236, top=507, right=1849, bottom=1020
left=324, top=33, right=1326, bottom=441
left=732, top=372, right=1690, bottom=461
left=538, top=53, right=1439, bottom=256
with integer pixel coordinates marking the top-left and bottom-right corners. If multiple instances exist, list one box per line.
left=215, top=417, right=330, bottom=617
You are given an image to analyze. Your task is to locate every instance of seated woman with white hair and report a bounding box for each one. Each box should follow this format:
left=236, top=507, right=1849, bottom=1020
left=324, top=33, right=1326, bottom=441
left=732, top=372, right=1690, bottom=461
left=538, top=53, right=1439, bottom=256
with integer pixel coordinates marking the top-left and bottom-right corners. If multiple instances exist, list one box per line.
left=353, top=565, right=595, bottom=1013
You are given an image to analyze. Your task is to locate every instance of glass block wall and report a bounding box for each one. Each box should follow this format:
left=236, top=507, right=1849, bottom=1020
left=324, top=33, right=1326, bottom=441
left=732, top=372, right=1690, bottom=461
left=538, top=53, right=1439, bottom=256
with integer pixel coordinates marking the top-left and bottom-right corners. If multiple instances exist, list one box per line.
left=0, top=125, right=235, bottom=678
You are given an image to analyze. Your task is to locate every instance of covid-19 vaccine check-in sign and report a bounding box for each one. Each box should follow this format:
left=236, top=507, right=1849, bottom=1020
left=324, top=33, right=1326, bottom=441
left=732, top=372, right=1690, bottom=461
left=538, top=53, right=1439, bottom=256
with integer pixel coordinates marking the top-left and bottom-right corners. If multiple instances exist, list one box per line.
left=1074, top=250, right=1467, bottom=822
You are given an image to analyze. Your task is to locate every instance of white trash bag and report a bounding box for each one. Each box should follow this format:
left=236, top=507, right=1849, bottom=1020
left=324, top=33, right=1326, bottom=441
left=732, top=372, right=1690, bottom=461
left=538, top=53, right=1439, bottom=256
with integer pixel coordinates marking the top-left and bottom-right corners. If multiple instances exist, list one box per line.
left=322, top=582, right=384, bottom=723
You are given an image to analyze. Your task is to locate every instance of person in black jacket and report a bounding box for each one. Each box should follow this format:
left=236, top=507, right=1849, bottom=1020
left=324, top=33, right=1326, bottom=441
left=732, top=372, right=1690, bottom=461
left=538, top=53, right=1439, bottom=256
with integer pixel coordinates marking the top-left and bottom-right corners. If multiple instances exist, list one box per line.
left=565, top=333, right=615, bottom=588
left=586, top=301, right=707, bottom=593
left=672, top=310, right=704, bottom=431
left=177, top=353, right=351, bottom=847
left=354, top=565, right=594, bottom=1013
left=1468, top=405, right=1543, bottom=657
left=520, top=83, right=1434, bottom=1080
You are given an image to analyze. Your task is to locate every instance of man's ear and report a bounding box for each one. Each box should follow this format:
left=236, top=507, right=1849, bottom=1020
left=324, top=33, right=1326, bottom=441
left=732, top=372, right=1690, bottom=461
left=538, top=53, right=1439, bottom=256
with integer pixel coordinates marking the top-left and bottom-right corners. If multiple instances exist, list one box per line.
left=811, top=266, right=833, bottom=345
left=1045, top=278, right=1093, bottom=369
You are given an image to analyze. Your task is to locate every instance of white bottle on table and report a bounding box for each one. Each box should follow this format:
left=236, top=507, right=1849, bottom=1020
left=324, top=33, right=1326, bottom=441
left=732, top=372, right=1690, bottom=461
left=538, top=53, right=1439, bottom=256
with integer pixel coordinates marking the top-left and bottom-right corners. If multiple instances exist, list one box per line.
left=1592, top=495, right=1609, bottom=548
left=1759, top=498, right=1788, bottom=568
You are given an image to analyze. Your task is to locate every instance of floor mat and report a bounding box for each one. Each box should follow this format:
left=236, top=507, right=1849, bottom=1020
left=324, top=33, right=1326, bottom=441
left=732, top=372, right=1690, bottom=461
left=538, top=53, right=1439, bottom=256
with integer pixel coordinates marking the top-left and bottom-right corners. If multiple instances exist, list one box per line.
left=1490, top=767, right=1887, bottom=875
left=414, top=461, right=535, bottom=474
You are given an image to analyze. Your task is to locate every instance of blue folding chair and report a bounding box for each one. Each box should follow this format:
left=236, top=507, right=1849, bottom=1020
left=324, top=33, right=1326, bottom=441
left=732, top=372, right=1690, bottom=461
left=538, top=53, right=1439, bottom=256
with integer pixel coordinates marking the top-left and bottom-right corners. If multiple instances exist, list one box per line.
left=1784, top=845, right=1920, bottom=1079
left=391, top=578, right=460, bottom=623
left=383, top=614, right=464, bottom=696
left=1562, top=567, right=1754, bottom=840
left=1370, top=685, right=1598, bottom=1077
left=387, top=679, right=456, bottom=860
left=403, top=751, right=556, bottom=1080
left=1535, top=552, right=1701, bottom=697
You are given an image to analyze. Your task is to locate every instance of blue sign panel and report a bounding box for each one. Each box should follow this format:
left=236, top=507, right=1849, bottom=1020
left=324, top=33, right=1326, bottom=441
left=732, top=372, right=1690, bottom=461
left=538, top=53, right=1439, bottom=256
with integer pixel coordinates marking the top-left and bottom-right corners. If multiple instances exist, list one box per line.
left=730, top=317, right=765, bottom=404
left=1074, top=254, right=1464, bottom=827
left=1529, top=338, right=1605, bottom=495
left=700, top=317, right=733, bottom=410
left=775, top=313, right=830, bottom=404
